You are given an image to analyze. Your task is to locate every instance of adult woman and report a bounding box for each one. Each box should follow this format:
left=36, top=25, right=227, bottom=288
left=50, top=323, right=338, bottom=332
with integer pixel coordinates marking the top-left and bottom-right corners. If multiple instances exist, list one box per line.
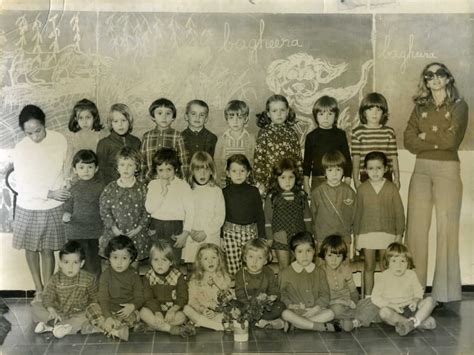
left=12, top=105, right=70, bottom=302
left=404, top=62, right=468, bottom=303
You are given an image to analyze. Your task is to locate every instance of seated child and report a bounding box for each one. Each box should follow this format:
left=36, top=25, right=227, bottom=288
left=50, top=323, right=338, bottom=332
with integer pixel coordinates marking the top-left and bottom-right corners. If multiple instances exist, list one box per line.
left=280, top=231, right=337, bottom=332
left=235, top=239, right=286, bottom=329
left=87, top=235, right=144, bottom=341
left=318, top=235, right=379, bottom=332
left=372, top=242, right=437, bottom=336
left=183, top=243, right=232, bottom=331
left=32, top=241, right=98, bottom=338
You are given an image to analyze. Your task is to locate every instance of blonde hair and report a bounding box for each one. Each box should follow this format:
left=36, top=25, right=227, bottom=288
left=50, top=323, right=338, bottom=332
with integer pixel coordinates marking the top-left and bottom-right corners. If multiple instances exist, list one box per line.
left=188, top=151, right=217, bottom=188
left=191, top=243, right=228, bottom=281
left=242, top=238, right=272, bottom=264
left=382, top=242, right=415, bottom=270
left=108, top=103, right=134, bottom=133
left=149, top=240, right=175, bottom=267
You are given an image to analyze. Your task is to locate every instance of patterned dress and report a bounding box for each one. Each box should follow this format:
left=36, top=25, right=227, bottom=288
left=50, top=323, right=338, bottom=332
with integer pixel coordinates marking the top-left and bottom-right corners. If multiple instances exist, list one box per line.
left=99, top=180, right=150, bottom=260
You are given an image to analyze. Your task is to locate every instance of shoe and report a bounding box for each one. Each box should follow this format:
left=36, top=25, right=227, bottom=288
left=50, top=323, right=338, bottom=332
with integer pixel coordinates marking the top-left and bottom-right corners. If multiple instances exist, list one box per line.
left=34, top=322, right=53, bottom=334
left=179, top=323, right=196, bottom=337
left=283, top=321, right=292, bottom=333
left=255, top=319, right=267, bottom=329
left=264, top=319, right=285, bottom=330
left=419, top=317, right=437, bottom=330
left=52, top=324, right=73, bottom=338
left=395, top=320, right=415, bottom=336
left=109, top=326, right=129, bottom=341
left=81, top=323, right=102, bottom=335
left=338, top=319, right=354, bottom=332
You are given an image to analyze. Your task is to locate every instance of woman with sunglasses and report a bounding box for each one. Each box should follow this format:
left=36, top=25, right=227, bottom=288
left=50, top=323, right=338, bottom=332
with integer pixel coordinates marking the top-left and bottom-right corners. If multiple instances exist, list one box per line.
left=404, top=62, right=468, bottom=304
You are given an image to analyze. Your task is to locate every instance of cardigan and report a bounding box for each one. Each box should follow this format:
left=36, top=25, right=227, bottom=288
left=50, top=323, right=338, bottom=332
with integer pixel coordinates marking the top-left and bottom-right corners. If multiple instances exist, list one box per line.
left=181, top=127, right=217, bottom=161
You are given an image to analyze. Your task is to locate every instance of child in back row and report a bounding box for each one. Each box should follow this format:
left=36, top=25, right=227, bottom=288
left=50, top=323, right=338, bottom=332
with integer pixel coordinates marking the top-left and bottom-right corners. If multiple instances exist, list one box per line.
left=214, top=100, right=256, bottom=186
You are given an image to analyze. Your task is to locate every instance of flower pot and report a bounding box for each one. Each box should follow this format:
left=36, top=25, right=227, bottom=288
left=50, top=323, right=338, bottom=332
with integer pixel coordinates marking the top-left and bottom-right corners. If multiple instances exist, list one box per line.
left=233, top=320, right=249, bottom=342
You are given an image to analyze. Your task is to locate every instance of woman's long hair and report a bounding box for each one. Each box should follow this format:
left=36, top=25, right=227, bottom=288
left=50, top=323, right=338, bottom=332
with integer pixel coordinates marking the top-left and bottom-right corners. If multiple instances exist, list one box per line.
left=413, top=62, right=461, bottom=105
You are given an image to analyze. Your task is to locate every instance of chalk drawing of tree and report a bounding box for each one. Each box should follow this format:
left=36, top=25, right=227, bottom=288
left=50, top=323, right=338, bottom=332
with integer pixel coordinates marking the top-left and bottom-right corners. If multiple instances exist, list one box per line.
left=47, top=14, right=60, bottom=64
left=14, top=15, right=28, bottom=51
left=70, top=13, right=81, bottom=51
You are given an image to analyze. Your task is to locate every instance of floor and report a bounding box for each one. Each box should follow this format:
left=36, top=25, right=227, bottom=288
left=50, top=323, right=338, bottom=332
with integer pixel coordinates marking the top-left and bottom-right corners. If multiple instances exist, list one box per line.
left=1, top=294, right=473, bottom=354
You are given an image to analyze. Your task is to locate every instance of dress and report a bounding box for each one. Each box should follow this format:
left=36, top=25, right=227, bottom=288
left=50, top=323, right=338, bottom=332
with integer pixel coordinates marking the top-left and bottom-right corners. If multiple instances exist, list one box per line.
left=187, top=273, right=232, bottom=313
left=99, top=180, right=150, bottom=260
left=253, top=124, right=302, bottom=191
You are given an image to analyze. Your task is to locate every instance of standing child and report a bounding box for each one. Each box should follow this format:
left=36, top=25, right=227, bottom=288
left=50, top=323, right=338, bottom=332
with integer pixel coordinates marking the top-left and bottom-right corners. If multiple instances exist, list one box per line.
left=99, top=147, right=150, bottom=262
left=214, top=100, right=256, bottom=186
left=253, top=95, right=301, bottom=194
left=32, top=241, right=98, bottom=338
left=181, top=100, right=217, bottom=162
left=141, top=98, right=188, bottom=180
left=182, top=151, right=225, bottom=264
left=140, top=241, right=194, bottom=336
left=222, top=154, right=265, bottom=275
left=235, top=239, right=286, bottom=329
left=63, top=150, right=105, bottom=276
left=354, top=151, right=405, bottom=297
left=264, top=157, right=312, bottom=269
left=318, top=235, right=380, bottom=332
left=183, top=243, right=232, bottom=331
left=280, top=232, right=337, bottom=332
left=87, top=235, right=144, bottom=341
left=311, top=151, right=356, bottom=246
left=96, top=103, right=141, bottom=185
left=352, top=92, right=400, bottom=189
left=372, top=242, right=437, bottom=336
left=303, top=96, right=352, bottom=194
left=145, top=148, right=194, bottom=264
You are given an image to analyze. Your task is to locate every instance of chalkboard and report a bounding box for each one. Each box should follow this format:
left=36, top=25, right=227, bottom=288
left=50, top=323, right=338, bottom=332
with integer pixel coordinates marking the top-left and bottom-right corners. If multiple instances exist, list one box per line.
left=0, top=11, right=472, bottom=149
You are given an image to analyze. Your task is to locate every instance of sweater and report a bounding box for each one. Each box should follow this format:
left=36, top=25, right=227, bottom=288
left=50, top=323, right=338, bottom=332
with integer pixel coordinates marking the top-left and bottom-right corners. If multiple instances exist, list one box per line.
left=234, top=266, right=280, bottom=304
left=322, top=263, right=359, bottom=304
left=181, top=127, right=217, bottom=161
left=142, top=268, right=188, bottom=312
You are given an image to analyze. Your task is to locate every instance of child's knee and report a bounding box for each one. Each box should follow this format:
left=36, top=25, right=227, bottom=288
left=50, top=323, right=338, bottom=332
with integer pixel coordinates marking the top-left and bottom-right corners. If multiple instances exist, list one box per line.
left=378, top=307, right=392, bottom=320
left=421, top=296, right=436, bottom=309
left=169, top=311, right=186, bottom=326
left=281, top=309, right=293, bottom=321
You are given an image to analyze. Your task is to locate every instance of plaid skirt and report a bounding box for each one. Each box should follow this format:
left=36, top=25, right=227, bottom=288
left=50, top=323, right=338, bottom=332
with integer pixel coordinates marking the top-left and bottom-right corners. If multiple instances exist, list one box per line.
left=13, top=205, right=66, bottom=252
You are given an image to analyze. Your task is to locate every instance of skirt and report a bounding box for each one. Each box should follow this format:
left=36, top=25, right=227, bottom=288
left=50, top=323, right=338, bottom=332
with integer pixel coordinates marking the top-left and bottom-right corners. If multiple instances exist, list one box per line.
left=13, top=205, right=66, bottom=252
left=356, top=232, right=397, bottom=250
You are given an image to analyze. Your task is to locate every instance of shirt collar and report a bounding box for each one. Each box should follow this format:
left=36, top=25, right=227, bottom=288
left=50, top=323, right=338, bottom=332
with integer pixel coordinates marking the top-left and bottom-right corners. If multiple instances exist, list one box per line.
left=223, top=128, right=249, bottom=141
left=189, top=127, right=204, bottom=134
left=291, top=261, right=316, bottom=273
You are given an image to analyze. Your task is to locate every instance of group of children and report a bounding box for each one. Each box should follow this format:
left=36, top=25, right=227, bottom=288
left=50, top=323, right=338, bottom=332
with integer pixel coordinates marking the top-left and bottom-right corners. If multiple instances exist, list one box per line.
left=30, top=92, right=437, bottom=340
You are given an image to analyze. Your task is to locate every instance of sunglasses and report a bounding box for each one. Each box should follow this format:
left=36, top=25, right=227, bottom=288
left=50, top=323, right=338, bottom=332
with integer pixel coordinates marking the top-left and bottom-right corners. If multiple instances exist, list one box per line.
left=424, top=68, right=448, bottom=81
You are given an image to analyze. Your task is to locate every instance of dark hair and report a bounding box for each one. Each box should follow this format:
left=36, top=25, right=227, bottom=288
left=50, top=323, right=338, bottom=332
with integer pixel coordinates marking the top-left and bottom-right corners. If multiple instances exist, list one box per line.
left=186, top=99, right=209, bottom=115
left=115, top=146, right=141, bottom=174
left=358, top=92, right=389, bottom=126
left=321, top=150, right=346, bottom=171
left=364, top=151, right=388, bottom=168
left=413, top=62, right=461, bottom=105
left=149, top=98, right=177, bottom=119
left=256, top=95, right=296, bottom=128
left=224, top=100, right=250, bottom=119
left=382, top=242, right=414, bottom=269
left=312, top=95, right=340, bottom=127
left=151, top=148, right=181, bottom=179
left=243, top=238, right=273, bottom=264
left=268, top=157, right=303, bottom=196
left=225, top=154, right=254, bottom=185
left=104, top=235, right=138, bottom=262
left=69, top=98, right=103, bottom=132
left=72, top=149, right=99, bottom=168
left=318, top=235, right=348, bottom=260
left=59, top=240, right=85, bottom=261
left=19, top=105, right=45, bottom=130
left=289, top=231, right=316, bottom=252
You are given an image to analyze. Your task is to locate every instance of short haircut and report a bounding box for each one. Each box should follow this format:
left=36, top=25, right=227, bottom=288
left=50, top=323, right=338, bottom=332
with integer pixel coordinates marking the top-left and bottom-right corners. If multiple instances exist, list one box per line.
left=151, top=148, right=181, bottom=178
left=318, top=235, right=348, bottom=260
left=312, top=95, right=340, bottom=127
left=243, top=238, right=272, bottom=264
left=72, top=149, right=99, bottom=168
left=289, top=231, right=316, bottom=252
left=382, top=242, right=414, bottom=270
left=115, top=146, right=141, bottom=173
left=224, top=100, right=249, bottom=119
left=363, top=151, right=388, bottom=168
left=358, top=92, right=389, bottom=126
left=225, top=153, right=254, bottom=185
left=321, top=150, right=346, bottom=171
left=104, top=235, right=138, bottom=262
left=69, top=98, right=102, bottom=132
left=188, top=151, right=217, bottom=188
left=149, top=98, right=177, bottom=119
left=59, top=240, right=85, bottom=261
left=19, top=105, right=45, bottom=130
left=108, top=103, right=134, bottom=133
left=186, top=99, right=209, bottom=115
left=150, top=240, right=176, bottom=266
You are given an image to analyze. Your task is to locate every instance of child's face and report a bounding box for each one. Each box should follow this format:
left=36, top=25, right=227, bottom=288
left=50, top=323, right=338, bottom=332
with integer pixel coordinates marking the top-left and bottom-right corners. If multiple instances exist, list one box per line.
left=245, top=249, right=266, bottom=274
left=111, top=111, right=130, bottom=136
left=157, top=162, right=176, bottom=181
left=366, top=159, right=387, bottom=183
left=59, top=253, right=84, bottom=278
left=325, top=166, right=344, bottom=186
left=226, top=162, right=249, bottom=185
left=267, top=101, right=289, bottom=125
left=226, top=111, right=248, bottom=133
left=324, top=251, right=344, bottom=270
left=388, top=254, right=408, bottom=277
left=153, top=107, right=174, bottom=130
left=117, top=157, right=137, bottom=180
left=73, top=162, right=98, bottom=181
left=77, top=109, right=94, bottom=131
left=294, top=243, right=315, bottom=268
left=316, top=110, right=336, bottom=129
left=364, top=106, right=383, bottom=127
left=109, top=249, right=132, bottom=273
left=150, top=250, right=173, bottom=275
left=193, top=166, right=212, bottom=185
left=200, top=249, right=219, bottom=273
left=185, top=104, right=208, bottom=131
left=277, top=170, right=296, bottom=192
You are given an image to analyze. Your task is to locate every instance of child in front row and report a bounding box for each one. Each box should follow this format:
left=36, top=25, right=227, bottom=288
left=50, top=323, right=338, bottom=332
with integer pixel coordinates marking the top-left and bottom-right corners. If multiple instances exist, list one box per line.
left=372, top=243, right=437, bottom=336
left=183, top=243, right=232, bottom=331
left=32, top=241, right=98, bottom=338
left=235, top=239, right=286, bottom=330
left=280, top=232, right=337, bottom=332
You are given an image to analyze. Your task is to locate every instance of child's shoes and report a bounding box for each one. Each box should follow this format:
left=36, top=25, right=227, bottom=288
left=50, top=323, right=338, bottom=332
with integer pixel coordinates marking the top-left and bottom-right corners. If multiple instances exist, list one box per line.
left=52, top=324, right=73, bottom=339
left=81, top=323, right=102, bottom=335
left=419, top=317, right=437, bottom=330
left=395, top=319, right=415, bottom=336
left=109, top=326, right=129, bottom=341
left=34, top=322, right=53, bottom=334
left=337, top=319, right=354, bottom=332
